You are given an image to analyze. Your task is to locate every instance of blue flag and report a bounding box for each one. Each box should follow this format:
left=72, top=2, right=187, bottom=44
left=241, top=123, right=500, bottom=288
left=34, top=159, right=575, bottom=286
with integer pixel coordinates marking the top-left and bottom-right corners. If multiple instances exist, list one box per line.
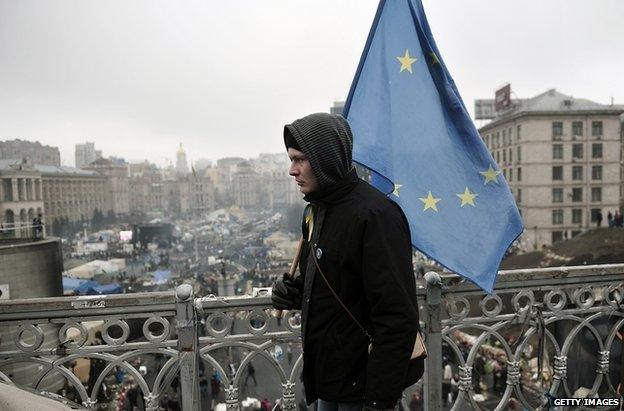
left=343, top=0, right=523, bottom=292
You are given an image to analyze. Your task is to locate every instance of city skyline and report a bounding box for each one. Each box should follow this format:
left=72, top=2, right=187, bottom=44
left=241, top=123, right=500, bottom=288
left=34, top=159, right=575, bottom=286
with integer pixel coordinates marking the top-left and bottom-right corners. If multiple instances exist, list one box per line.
left=1, top=0, right=623, bottom=166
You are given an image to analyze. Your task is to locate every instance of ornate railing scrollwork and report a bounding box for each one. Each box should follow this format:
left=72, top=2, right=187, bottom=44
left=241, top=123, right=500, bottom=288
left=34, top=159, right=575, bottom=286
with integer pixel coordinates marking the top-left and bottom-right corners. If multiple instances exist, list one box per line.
left=225, top=384, right=239, bottom=411
left=1, top=264, right=624, bottom=410
left=458, top=365, right=473, bottom=392
left=553, top=355, right=567, bottom=380
left=597, top=350, right=610, bottom=374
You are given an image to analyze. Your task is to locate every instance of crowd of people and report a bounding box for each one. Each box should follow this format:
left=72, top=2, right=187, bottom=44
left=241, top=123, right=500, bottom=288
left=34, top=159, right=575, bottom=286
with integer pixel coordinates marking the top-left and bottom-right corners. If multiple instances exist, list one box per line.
left=603, top=210, right=624, bottom=228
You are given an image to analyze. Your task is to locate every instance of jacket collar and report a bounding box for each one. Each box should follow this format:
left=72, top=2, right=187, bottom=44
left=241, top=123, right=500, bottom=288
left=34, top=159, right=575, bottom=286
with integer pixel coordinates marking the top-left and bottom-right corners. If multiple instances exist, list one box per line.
left=303, top=168, right=359, bottom=205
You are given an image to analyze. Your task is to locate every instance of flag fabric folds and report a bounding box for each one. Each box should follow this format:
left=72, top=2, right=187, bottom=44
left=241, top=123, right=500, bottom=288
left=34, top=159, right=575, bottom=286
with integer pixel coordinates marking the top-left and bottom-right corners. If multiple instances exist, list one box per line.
left=343, top=0, right=523, bottom=292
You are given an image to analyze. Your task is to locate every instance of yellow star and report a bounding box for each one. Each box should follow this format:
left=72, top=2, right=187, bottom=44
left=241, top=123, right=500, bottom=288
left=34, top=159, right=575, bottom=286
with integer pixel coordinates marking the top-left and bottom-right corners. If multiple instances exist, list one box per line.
left=419, top=191, right=441, bottom=212
left=392, top=183, right=403, bottom=197
left=396, top=49, right=417, bottom=73
left=479, top=165, right=501, bottom=185
left=428, top=51, right=440, bottom=65
left=456, top=187, right=478, bottom=207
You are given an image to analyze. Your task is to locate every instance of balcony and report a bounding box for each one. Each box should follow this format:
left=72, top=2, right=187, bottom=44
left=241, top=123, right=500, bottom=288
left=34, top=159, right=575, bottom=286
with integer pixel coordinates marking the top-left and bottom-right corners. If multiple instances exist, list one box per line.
left=0, top=264, right=622, bottom=410
left=0, top=221, right=46, bottom=242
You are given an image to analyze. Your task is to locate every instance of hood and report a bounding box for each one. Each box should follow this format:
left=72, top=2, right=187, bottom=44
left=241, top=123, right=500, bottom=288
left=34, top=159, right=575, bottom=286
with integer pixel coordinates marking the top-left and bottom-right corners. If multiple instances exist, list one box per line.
left=284, top=113, right=354, bottom=190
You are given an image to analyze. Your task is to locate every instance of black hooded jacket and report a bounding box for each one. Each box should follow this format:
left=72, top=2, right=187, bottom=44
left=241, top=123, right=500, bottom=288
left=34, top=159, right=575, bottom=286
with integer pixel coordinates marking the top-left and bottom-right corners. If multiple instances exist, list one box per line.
left=284, top=113, right=423, bottom=408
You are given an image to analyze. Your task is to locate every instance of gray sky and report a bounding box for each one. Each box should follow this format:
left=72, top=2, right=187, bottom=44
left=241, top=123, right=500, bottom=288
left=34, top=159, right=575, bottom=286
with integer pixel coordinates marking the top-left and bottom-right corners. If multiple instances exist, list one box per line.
left=1, top=0, right=623, bottom=167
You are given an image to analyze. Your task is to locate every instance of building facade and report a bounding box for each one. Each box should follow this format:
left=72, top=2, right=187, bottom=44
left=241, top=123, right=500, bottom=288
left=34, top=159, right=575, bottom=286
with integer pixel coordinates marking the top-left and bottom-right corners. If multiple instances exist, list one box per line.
left=0, top=159, right=45, bottom=234
left=85, top=158, right=130, bottom=217
left=0, top=139, right=61, bottom=166
left=478, top=89, right=624, bottom=247
left=38, top=165, right=107, bottom=226
left=231, top=161, right=261, bottom=208
left=75, top=142, right=102, bottom=169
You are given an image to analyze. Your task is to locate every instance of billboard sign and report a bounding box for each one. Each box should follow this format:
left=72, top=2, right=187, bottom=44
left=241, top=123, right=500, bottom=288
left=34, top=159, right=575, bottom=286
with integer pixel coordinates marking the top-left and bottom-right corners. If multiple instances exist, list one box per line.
left=495, top=84, right=512, bottom=111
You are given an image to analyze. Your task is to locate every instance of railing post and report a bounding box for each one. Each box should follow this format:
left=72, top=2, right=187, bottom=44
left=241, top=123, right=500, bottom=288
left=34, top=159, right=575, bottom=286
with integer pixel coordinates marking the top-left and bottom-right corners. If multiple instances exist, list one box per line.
left=424, top=271, right=443, bottom=411
left=175, top=284, right=200, bottom=411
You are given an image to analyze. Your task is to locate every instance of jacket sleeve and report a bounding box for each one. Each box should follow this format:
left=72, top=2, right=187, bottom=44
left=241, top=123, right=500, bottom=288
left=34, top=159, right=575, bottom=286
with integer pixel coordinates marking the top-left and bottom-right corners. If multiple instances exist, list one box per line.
left=361, top=204, right=419, bottom=408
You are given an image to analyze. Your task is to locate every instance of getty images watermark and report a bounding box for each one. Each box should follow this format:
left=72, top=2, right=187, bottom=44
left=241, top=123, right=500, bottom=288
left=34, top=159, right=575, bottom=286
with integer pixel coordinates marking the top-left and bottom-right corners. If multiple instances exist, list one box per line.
left=552, top=397, right=622, bottom=407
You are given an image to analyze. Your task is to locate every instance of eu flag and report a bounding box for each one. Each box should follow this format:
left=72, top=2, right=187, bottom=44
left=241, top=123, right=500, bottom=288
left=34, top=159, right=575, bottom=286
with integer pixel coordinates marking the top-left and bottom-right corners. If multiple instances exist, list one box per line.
left=343, top=0, right=523, bottom=292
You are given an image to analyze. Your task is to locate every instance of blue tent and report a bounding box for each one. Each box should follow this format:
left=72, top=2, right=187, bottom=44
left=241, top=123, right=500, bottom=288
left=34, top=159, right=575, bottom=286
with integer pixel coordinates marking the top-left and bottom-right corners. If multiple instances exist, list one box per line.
left=153, top=270, right=171, bottom=285
left=62, top=277, right=90, bottom=291
left=76, top=280, right=100, bottom=295
left=92, top=283, right=123, bottom=295
left=63, top=277, right=123, bottom=295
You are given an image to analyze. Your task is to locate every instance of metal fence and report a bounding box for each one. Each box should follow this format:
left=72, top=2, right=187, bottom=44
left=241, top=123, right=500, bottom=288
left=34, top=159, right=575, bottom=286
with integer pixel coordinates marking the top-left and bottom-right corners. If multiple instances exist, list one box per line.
left=0, top=221, right=45, bottom=241
left=0, top=264, right=622, bottom=410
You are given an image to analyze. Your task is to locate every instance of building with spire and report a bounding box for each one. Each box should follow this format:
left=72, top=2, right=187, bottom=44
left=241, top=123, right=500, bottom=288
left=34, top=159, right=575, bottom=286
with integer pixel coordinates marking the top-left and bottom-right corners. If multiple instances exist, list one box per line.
left=176, top=143, right=189, bottom=174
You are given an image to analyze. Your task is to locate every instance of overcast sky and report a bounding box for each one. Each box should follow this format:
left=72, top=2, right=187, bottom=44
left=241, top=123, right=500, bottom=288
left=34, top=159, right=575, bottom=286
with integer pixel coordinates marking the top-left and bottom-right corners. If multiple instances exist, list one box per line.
left=1, top=0, right=623, bottom=167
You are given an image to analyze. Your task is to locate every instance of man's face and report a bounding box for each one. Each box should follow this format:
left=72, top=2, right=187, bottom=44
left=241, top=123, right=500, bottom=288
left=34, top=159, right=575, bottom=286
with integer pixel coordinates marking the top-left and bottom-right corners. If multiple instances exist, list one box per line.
left=288, top=148, right=319, bottom=194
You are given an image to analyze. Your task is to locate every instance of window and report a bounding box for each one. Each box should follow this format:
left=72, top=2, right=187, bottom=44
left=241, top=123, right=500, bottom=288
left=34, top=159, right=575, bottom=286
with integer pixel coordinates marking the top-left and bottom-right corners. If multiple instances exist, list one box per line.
left=572, top=165, right=583, bottom=181
left=517, top=188, right=522, bottom=203
left=553, top=144, right=563, bottom=159
left=572, top=143, right=583, bottom=159
left=503, top=150, right=507, bottom=163
left=552, top=188, right=563, bottom=203
left=592, top=165, right=602, bottom=180
left=572, top=121, right=583, bottom=137
left=572, top=209, right=583, bottom=224
left=502, top=129, right=507, bottom=145
left=509, top=148, right=512, bottom=163
left=552, top=209, right=563, bottom=225
left=496, top=132, right=500, bottom=148
left=508, top=128, right=512, bottom=141
left=516, top=124, right=521, bottom=140
left=592, top=121, right=603, bottom=137
left=552, top=122, right=563, bottom=140
left=509, top=168, right=513, bottom=181
left=517, top=146, right=521, bottom=162
left=496, top=151, right=500, bottom=164
left=552, top=231, right=563, bottom=243
left=592, top=143, right=603, bottom=158
left=591, top=187, right=602, bottom=202
left=552, top=166, right=563, bottom=180
left=517, top=167, right=522, bottom=181
left=591, top=208, right=602, bottom=222
left=572, top=187, right=583, bottom=202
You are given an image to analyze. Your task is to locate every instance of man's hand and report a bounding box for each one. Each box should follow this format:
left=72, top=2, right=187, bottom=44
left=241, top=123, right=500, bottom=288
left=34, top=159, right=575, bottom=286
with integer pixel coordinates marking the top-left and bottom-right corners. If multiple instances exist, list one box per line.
left=271, top=273, right=303, bottom=310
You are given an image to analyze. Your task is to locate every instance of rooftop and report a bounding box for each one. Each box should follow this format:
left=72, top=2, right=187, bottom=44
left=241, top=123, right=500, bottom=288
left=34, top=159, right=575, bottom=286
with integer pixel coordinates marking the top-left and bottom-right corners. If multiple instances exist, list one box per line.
left=0, top=158, right=100, bottom=176
left=480, top=88, right=624, bottom=130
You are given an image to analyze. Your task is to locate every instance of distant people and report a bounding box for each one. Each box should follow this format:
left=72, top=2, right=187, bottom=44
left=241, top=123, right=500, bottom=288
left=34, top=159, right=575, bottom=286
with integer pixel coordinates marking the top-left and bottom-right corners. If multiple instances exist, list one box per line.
left=32, top=214, right=43, bottom=240
left=608, top=211, right=614, bottom=227
left=260, top=398, right=272, bottom=411
left=442, top=361, right=452, bottom=404
left=244, top=362, right=257, bottom=387
left=287, top=342, right=293, bottom=366
left=596, top=210, right=603, bottom=228
left=409, top=391, right=423, bottom=411
left=615, top=211, right=623, bottom=228
left=210, top=371, right=222, bottom=410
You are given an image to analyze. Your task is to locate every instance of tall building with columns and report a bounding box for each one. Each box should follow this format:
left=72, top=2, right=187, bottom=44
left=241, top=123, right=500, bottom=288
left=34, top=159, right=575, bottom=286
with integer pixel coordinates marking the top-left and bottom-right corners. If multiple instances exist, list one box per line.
left=37, top=165, right=107, bottom=225
left=0, top=159, right=44, bottom=230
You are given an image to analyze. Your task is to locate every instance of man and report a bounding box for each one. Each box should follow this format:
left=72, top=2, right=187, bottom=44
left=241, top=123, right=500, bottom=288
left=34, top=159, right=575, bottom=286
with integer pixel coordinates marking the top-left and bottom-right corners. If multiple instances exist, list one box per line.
left=32, top=213, right=43, bottom=240
left=271, top=113, right=423, bottom=410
